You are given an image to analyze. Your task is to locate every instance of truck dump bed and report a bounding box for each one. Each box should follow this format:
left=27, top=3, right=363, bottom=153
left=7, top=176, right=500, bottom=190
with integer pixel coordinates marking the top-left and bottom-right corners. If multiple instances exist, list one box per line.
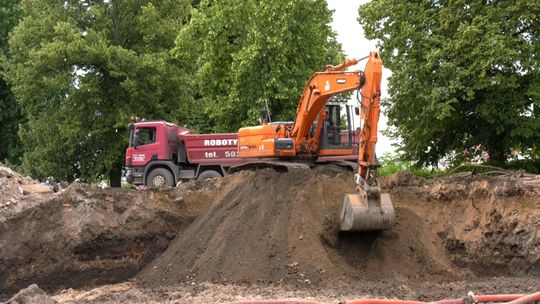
left=182, top=133, right=247, bottom=167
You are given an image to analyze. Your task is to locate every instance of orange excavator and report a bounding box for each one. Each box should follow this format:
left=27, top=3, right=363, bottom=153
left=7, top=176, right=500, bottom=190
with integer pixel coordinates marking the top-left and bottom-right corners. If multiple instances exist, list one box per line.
left=237, top=52, right=395, bottom=232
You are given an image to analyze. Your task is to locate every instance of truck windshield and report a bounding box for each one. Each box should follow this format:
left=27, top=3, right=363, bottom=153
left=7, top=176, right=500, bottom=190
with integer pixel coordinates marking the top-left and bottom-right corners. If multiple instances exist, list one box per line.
left=136, top=127, right=156, bottom=146
left=129, top=127, right=157, bottom=147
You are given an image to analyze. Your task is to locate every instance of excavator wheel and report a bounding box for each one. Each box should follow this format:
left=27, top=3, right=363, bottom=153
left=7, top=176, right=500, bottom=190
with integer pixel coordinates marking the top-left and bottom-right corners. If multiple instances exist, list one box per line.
left=339, top=187, right=395, bottom=232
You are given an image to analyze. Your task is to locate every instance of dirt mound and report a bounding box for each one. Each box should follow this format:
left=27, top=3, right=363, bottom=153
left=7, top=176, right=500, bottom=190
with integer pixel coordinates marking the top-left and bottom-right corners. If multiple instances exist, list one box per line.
left=0, top=163, right=35, bottom=192
left=0, top=179, right=220, bottom=297
left=138, top=170, right=540, bottom=288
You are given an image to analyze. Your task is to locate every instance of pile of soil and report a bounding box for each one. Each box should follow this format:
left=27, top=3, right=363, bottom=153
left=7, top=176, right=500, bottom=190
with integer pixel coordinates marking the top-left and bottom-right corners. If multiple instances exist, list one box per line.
left=137, top=169, right=540, bottom=287
left=0, top=176, right=219, bottom=296
left=0, top=163, right=37, bottom=193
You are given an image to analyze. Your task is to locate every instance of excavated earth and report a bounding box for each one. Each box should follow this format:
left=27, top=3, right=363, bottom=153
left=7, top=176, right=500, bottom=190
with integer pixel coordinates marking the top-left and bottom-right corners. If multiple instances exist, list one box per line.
left=0, top=163, right=216, bottom=299
left=1, top=162, right=539, bottom=303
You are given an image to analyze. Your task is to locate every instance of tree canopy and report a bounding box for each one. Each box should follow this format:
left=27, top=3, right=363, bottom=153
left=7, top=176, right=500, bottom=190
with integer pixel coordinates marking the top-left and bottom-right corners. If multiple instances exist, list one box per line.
left=0, top=0, right=24, bottom=166
left=5, top=0, right=193, bottom=184
left=359, top=0, right=540, bottom=166
left=2, top=0, right=344, bottom=183
left=175, top=0, right=344, bottom=132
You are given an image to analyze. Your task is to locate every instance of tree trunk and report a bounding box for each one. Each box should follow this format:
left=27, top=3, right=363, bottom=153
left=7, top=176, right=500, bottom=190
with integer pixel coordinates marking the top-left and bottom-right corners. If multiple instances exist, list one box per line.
left=109, top=164, right=122, bottom=187
left=487, top=148, right=507, bottom=167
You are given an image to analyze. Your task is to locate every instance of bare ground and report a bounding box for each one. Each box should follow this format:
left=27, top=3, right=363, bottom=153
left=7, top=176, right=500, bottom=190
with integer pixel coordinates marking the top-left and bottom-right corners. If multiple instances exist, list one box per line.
left=1, top=163, right=539, bottom=303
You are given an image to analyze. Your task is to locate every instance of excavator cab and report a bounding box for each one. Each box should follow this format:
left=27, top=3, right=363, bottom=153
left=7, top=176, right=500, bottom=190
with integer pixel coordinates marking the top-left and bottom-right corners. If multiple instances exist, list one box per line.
left=319, top=101, right=357, bottom=153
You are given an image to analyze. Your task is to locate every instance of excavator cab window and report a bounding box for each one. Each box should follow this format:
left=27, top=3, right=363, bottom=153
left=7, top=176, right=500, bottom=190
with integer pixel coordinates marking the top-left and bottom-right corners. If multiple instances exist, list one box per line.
left=327, top=106, right=341, bottom=145
left=320, top=103, right=353, bottom=149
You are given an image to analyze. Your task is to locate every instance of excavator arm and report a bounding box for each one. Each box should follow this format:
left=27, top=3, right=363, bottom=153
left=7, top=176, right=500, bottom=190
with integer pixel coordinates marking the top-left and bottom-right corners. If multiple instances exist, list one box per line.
left=339, top=52, right=395, bottom=232
left=290, top=71, right=363, bottom=154
left=356, top=52, right=382, bottom=183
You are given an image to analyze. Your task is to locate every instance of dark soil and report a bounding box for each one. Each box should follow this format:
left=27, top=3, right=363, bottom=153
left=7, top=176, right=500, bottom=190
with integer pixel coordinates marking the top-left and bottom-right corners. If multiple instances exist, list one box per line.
left=136, top=169, right=540, bottom=288
left=0, top=177, right=220, bottom=297
left=1, top=161, right=539, bottom=303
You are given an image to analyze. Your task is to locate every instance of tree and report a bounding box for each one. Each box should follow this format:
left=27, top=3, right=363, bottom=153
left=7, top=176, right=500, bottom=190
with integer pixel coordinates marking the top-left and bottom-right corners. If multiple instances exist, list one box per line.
left=0, top=0, right=24, bottom=166
left=5, top=0, right=193, bottom=185
left=359, top=1, right=540, bottom=166
left=175, top=0, right=344, bottom=132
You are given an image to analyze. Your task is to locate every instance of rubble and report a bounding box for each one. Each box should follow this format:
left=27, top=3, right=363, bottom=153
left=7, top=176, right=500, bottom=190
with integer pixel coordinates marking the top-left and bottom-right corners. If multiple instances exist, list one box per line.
left=4, top=284, right=58, bottom=304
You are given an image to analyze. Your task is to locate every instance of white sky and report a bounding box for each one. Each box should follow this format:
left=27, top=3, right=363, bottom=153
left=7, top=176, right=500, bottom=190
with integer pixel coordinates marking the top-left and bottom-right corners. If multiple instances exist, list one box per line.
left=327, top=0, right=397, bottom=155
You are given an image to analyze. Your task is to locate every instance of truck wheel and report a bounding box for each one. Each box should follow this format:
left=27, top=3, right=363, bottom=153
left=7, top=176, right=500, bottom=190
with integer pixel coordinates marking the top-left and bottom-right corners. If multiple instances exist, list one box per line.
left=197, top=170, right=222, bottom=181
left=146, top=168, right=174, bottom=188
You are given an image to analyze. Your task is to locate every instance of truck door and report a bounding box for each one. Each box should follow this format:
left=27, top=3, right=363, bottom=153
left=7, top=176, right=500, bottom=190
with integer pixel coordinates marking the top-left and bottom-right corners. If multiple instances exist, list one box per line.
left=130, top=126, right=159, bottom=166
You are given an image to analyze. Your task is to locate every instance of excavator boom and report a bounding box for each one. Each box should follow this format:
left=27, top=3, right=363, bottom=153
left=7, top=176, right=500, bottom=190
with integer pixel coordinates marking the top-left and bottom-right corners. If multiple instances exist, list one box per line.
left=238, top=63, right=363, bottom=158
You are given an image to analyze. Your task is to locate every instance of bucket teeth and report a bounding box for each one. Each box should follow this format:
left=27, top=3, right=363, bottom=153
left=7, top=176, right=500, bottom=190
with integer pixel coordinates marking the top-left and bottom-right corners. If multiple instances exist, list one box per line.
left=339, top=188, right=395, bottom=232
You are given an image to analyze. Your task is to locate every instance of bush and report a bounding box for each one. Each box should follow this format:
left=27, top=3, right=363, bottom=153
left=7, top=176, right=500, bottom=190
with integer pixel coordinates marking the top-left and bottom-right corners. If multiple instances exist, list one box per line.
left=504, top=159, right=540, bottom=174
left=121, top=183, right=136, bottom=190
left=378, top=152, right=445, bottom=178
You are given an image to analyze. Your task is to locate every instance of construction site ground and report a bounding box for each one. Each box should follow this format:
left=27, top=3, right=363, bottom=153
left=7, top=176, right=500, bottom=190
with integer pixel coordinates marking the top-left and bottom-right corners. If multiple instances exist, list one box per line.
left=1, top=163, right=539, bottom=303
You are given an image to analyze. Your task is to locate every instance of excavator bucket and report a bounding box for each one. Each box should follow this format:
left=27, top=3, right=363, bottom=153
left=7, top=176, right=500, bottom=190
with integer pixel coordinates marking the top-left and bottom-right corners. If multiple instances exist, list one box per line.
left=339, top=186, right=395, bottom=231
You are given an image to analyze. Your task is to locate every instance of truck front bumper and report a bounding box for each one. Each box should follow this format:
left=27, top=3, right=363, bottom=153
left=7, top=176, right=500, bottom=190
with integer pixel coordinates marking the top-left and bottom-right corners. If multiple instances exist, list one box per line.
left=123, top=166, right=144, bottom=185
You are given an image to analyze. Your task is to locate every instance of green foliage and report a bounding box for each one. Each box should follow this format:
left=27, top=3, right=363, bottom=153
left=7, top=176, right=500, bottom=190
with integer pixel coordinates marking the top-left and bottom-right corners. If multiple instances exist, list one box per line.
left=4, top=0, right=193, bottom=183
left=175, top=0, right=344, bottom=132
left=0, top=86, right=24, bottom=167
left=359, top=1, right=540, bottom=166
left=504, top=159, right=540, bottom=174
left=379, top=152, right=540, bottom=178
left=0, top=0, right=24, bottom=166
left=121, top=182, right=136, bottom=190
left=378, top=152, right=444, bottom=178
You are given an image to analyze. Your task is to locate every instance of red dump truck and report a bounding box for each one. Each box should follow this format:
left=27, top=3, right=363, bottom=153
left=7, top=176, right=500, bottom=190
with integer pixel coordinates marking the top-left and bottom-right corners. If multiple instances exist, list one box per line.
left=124, top=120, right=247, bottom=187
left=124, top=117, right=358, bottom=187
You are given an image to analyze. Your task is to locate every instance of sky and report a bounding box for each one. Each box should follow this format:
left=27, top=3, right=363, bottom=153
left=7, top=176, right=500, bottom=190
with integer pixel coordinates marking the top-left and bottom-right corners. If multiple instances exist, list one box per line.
left=326, top=0, right=397, bottom=156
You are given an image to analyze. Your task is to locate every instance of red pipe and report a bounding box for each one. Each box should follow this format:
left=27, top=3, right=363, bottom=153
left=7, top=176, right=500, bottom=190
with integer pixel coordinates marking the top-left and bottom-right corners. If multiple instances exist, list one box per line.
left=346, top=300, right=424, bottom=304
left=503, top=292, right=540, bottom=304
left=228, top=301, right=322, bottom=304
left=229, top=292, right=540, bottom=304
left=477, top=294, right=527, bottom=303
left=433, top=294, right=527, bottom=304
left=346, top=293, right=538, bottom=304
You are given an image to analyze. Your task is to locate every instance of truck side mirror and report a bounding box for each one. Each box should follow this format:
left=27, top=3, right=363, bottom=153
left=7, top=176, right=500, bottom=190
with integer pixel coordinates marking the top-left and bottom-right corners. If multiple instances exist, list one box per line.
left=354, top=107, right=360, bottom=116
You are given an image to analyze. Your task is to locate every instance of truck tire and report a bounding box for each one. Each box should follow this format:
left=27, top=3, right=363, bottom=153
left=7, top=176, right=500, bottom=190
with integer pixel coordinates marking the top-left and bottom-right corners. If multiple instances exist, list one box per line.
left=197, top=170, right=222, bottom=181
left=146, top=168, right=174, bottom=188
